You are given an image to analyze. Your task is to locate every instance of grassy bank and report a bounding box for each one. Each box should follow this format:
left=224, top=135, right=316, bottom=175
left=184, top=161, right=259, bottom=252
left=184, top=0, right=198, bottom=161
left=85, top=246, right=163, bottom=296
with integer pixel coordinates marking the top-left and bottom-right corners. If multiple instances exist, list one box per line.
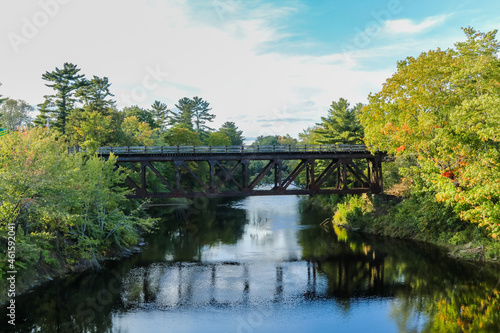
left=313, top=188, right=500, bottom=263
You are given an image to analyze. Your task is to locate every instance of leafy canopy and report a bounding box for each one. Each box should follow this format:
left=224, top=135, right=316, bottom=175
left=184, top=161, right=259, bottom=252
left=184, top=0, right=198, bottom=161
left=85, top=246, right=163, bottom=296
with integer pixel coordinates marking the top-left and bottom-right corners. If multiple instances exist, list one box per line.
left=360, top=27, right=500, bottom=238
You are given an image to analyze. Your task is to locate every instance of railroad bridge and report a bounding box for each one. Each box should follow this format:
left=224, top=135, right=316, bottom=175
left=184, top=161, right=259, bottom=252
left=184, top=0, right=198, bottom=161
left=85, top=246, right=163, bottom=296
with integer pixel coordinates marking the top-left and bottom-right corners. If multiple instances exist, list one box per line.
left=96, top=144, right=385, bottom=199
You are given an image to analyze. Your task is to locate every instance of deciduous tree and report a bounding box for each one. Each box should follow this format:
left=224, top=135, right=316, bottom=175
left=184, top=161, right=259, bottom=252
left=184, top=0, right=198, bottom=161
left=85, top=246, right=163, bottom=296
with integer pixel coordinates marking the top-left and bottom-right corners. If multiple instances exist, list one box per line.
left=360, top=27, right=500, bottom=238
left=207, top=131, right=231, bottom=146
left=0, top=99, right=33, bottom=131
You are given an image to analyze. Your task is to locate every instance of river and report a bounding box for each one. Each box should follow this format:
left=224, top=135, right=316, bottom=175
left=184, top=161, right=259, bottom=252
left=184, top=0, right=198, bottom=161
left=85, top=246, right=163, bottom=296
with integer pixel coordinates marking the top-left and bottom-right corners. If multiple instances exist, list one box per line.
left=2, top=195, right=500, bottom=332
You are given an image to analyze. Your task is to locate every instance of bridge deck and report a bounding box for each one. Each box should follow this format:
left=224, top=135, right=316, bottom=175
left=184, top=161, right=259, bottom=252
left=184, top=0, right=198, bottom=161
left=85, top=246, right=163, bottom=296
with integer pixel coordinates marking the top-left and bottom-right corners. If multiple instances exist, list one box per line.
left=95, top=144, right=372, bottom=156
left=86, top=144, right=384, bottom=198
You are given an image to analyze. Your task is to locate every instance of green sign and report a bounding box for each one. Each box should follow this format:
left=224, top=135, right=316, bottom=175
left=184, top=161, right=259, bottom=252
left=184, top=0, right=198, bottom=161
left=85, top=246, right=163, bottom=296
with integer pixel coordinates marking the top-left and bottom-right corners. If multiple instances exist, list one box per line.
left=0, top=128, right=7, bottom=137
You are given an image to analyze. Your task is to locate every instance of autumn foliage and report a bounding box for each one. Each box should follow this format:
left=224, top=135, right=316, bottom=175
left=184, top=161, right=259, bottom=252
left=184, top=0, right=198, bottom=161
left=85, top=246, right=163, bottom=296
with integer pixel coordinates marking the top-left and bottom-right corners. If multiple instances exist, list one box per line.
left=360, top=27, right=500, bottom=239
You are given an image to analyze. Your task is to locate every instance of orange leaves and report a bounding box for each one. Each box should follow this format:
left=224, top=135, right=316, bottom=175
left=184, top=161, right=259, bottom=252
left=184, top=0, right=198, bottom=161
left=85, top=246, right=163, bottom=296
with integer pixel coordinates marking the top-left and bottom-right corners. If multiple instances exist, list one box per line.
left=441, top=170, right=455, bottom=180
left=401, top=123, right=413, bottom=133
left=396, top=145, right=406, bottom=152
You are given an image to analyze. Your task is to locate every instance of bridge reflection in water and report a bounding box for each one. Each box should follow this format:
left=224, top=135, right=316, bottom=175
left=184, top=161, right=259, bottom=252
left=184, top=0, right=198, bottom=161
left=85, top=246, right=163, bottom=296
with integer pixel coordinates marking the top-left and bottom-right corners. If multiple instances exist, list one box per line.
left=121, top=254, right=401, bottom=309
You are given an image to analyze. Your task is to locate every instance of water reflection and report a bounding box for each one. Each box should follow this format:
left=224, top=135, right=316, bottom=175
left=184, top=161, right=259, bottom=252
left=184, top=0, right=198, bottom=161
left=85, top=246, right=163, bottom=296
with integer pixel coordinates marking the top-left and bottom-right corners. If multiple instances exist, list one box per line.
left=121, top=261, right=327, bottom=308
left=1, top=196, right=500, bottom=333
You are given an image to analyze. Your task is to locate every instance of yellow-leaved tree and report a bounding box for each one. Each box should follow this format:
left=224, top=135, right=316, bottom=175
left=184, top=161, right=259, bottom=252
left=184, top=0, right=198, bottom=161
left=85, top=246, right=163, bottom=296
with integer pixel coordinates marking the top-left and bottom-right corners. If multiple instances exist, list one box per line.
left=360, top=27, right=500, bottom=238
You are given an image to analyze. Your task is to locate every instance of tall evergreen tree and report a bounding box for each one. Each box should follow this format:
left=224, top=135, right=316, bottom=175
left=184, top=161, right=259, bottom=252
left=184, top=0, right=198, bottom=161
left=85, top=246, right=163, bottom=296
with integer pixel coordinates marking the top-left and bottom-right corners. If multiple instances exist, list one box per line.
left=170, top=97, right=194, bottom=130
left=42, top=62, right=86, bottom=134
left=150, top=100, right=170, bottom=131
left=34, top=97, right=57, bottom=128
left=219, top=121, right=244, bottom=145
left=169, top=97, right=216, bottom=135
left=191, top=96, right=215, bottom=134
left=75, top=76, right=115, bottom=113
left=314, top=98, right=364, bottom=144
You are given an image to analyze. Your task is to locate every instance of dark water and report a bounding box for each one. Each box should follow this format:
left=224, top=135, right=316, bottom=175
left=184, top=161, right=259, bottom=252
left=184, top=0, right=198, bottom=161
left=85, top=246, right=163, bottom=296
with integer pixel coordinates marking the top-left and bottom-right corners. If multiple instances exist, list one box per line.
left=2, top=195, right=500, bottom=332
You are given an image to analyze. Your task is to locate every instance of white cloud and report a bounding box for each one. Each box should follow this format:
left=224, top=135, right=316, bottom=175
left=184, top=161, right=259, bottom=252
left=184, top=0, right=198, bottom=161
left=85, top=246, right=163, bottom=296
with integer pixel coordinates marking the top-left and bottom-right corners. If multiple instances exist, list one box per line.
left=383, top=15, right=450, bottom=34
left=0, top=0, right=391, bottom=139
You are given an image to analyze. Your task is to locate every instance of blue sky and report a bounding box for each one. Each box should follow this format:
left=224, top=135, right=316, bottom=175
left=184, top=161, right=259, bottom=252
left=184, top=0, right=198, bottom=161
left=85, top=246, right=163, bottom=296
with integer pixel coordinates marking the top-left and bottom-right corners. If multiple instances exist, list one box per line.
left=1, top=0, right=499, bottom=140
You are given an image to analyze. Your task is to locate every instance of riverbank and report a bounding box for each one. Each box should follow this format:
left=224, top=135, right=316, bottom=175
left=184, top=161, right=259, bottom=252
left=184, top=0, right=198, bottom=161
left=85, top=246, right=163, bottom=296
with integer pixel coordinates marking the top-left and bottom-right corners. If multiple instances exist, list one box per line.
left=308, top=189, right=500, bottom=264
left=0, top=198, right=194, bottom=305
left=0, top=237, right=149, bottom=305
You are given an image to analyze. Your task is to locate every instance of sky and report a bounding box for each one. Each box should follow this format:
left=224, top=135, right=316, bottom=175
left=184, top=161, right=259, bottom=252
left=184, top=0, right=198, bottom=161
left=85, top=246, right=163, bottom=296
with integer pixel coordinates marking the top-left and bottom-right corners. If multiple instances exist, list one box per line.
left=1, top=0, right=499, bottom=141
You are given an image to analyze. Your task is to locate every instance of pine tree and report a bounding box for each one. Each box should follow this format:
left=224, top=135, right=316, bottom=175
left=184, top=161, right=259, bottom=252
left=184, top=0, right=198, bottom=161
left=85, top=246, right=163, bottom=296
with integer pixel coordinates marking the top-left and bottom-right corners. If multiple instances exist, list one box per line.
left=42, top=62, right=86, bottom=134
left=34, top=96, right=57, bottom=128
left=314, top=98, right=364, bottom=144
left=191, top=96, right=215, bottom=134
left=170, top=97, right=194, bottom=130
left=75, top=76, right=115, bottom=113
left=219, top=121, right=244, bottom=145
left=169, top=97, right=216, bottom=135
left=150, top=100, right=170, bottom=131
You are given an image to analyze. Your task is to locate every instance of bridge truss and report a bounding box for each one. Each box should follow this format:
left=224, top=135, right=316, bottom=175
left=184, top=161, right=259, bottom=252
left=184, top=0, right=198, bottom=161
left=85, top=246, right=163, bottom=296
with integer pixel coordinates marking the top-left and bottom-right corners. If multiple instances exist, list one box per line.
left=97, top=144, right=384, bottom=199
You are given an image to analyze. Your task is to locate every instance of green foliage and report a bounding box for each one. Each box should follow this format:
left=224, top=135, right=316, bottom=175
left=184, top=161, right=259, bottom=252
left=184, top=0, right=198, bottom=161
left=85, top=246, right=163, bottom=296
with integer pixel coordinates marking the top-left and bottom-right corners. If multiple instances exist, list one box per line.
left=0, top=99, right=34, bottom=131
left=0, top=83, right=7, bottom=105
left=253, top=135, right=279, bottom=146
left=253, top=135, right=298, bottom=146
left=34, top=97, right=56, bottom=128
left=333, top=195, right=373, bottom=226
left=66, top=109, right=115, bottom=149
left=75, top=75, right=115, bottom=112
left=298, top=126, right=322, bottom=144
left=360, top=27, right=500, bottom=239
left=314, top=98, right=364, bottom=144
left=149, top=100, right=170, bottom=131
left=206, top=131, right=231, bottom=146
left=170, top=97, right=194, bottom=130
left=0, top=128, right=156, bottom=277
left=191, top=96, right=215, bottom=135
left=123, top=105, right=155, bottom=128
left=42, top=62, right=86, bottom=134
left=218, top=121, right=244, bottom=145
left=121, top=116, right=155, bottom=146
left=170, top=97, right=216, bottom=138
left=164, top=124, right=202, bottom=146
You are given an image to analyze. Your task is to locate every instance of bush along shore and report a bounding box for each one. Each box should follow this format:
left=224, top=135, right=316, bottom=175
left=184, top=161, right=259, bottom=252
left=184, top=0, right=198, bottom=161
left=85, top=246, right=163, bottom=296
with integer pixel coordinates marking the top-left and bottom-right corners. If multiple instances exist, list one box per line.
left=316, top=186, right=500, bottom=263
left=0, top=129, right=157, bottom=303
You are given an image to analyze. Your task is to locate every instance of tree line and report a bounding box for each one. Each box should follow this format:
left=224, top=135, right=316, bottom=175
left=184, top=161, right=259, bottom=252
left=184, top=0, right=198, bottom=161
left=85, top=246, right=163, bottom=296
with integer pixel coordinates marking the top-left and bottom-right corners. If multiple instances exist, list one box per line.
left=1, top=63, right=245, bottom=150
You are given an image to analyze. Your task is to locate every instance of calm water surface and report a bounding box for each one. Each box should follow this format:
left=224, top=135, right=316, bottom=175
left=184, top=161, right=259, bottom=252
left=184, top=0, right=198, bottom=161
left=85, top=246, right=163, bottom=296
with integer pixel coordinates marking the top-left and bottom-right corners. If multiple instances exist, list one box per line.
left=2, top=195, right=500, bottom=332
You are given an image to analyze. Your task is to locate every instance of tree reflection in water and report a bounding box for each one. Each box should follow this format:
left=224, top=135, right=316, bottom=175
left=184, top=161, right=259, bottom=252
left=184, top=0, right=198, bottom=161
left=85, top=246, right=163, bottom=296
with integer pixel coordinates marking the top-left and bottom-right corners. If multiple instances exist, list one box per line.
left=1, top=197, right=499, bottom=333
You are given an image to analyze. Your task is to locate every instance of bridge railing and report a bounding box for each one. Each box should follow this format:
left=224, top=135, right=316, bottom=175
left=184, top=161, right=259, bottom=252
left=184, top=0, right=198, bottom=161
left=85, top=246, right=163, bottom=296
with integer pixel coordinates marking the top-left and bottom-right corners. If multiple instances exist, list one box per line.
left=91, top=144, right=370, bottom=155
